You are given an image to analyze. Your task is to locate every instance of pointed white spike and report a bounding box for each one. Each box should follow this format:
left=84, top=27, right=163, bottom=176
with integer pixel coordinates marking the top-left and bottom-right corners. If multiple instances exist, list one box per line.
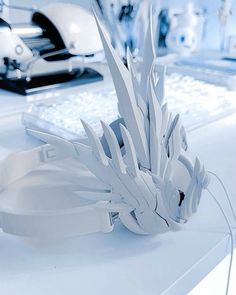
left=192, top=185, right=202, bottom=213
left=120, top=124, right=139, bottom=178
left=140, top=9, right=156, bottom=101
left=161, top=103, right=169, bottom=138
left=168, top=118, right=182, bottom=161
left=165, top=114, right=179, bottom=146
left=149, top=74, right=162, bottom=136
left=148, top=76, right=162, bottom=174
left=74, top=141, right=140, bottom=210
left=166, top=112, right=173, bottom=137
left=202, top=169, right=210, bottom=189
left=160, top=144, right=168, bottom=177
left=186, top=157, right=201, bottom=216
left=101, top=121, right=126, bottom=174
left=188, top=183, right=199, bottom=216
left=163, top=158, right=172, bottom=181
left=191, top=162, right=206, bottom=213
left=27, top=129, right=76, bottom=158
left=81, top=119, right=108, bottom=166
left=165, top=114, right=180, bottom=158
left=152, top=65, right=166, bottom=105
left=94, top=13, right=150, bottom=169
left=127, top=47, right=148, bottom=118
left=126, top=47, right=135, bottom=74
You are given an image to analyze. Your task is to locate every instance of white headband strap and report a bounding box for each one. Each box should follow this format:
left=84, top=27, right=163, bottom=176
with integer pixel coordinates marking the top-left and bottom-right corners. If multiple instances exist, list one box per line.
left=0, top=146, right=114, bottom=238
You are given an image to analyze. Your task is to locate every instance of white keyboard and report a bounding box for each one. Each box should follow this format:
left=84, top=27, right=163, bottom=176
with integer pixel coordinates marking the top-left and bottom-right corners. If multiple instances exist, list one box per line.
left=24, top=73, right=236, bottom=138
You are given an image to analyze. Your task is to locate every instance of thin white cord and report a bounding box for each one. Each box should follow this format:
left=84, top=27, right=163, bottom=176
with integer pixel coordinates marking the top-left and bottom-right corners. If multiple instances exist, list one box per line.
left=208, top=171, right=236, bottom=225
left=206, top=188, right=234, bottom=295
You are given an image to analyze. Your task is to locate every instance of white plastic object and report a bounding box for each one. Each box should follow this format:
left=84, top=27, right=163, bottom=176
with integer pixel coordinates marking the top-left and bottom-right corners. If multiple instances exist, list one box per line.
left=0, top=11, right=209, bottom=238
left=37, top=3, right=103, bottom=55
left=0, top=28, right=32, bottom=64
left=0, top=145, right=113, bottom=239
left=25, top=13, right=209, bottom=236
left=166, top=3, right=199, bottom=55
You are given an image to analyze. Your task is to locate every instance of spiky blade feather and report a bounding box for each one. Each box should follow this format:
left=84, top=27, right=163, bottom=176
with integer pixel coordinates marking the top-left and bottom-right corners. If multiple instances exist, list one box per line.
left=27, top=129, right=76, bottom=158
left=140, top=10, right=156, bottom=101
left=74, top=141, right=140, bottom=209
left=148, top=76, right=162, bottom=175
left=101, top=121, right=126, bottom=174
left=94, top=13, right=150, bottom=169
left=81, top=119, right=108, bottom=166
left=120, top=124, right=139, bottom=178
left=151, top=65, right=165, bottom=105
left=185, top=157, right=201, bottom=217
left=168, top=117, right=182, bottom=162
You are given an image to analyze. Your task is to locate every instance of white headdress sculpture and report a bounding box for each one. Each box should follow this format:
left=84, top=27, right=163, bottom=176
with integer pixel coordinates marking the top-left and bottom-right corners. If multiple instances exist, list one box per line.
left=0, top=13, right=209, bottom=238
left=27, top=14, right=209, bottom=235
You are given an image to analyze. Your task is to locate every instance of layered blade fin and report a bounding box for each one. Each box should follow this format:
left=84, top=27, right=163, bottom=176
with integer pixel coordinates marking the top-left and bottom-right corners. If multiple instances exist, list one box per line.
left=148, top=76, right=162, bottom=175
left=140, top=9, right=156, bottom=101
left=101, top=121, right=126, bottom=174
left=152, top=65, right=165, bottom=105
left=94, top=13, right=150, bottom=169
left=81, top=119, right=108, bottom=166
left=27, top=129, right=76, bottom=158
left=120, top=124, right=139, bottom=177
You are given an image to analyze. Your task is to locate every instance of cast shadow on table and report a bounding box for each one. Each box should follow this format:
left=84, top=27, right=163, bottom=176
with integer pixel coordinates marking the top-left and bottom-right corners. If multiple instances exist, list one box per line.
left=0, top=222, right=162, bottom=275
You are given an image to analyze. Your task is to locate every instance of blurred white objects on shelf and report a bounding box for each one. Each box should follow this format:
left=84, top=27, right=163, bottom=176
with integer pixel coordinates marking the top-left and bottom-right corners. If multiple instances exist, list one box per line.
left=24, top=73, right=236, bottom=139
left=165, top=73, right=236, bottom=130
left=24, top=88, right=118, bottom=139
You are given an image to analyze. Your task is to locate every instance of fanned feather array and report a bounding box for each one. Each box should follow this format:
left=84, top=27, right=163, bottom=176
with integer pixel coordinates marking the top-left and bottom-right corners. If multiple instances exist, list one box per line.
left=28, top=13, right=209, bottom=235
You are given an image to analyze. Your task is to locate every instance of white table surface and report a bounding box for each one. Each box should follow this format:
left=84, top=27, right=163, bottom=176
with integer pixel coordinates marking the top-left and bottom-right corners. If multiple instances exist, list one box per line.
left=0, top=79, right=235, bottom=295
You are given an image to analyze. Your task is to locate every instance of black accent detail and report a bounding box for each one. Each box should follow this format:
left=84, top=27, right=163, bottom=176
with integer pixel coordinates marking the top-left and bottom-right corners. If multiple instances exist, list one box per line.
left=32, top=12, right=73, bottom=61
left=178, top=190, right=185, bottom=207
left=0, top=18, right=11, bottom=29
left=118, top=4, right=135, bottom=22
left=154, top=211, right=169, bottom=227
left=222, top=57, right=236, bottom=62
left=3, top=57, right=21, bottom=72
left=0, top=67, right=103, bottom=95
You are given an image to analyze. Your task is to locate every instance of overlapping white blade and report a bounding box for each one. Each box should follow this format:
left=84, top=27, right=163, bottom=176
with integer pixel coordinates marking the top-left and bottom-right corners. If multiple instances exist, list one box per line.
left=151, top=65, right=165, bottom=105
left=192, top=165, right=206, bottom=213
left=185, top=157, right=201, bottom=217
left=94, top=14, right=150, bottom=169
left=101, top=121, right=126, bottom=174
left=168, top=118, right=182, bottom=162
left=148, top=76, right=162, bottom=175
left=165, top=114, right=181, bottom=161
left=140, top=10, right=156, bottom=101
left=160, top=103, right=169, bottom=139
left=149, top=75, right=162, bottom=137
left=81, top=119, right=108, bottom=166
left=74, top=139, right=140, bottom=209
left=126, top=48, right=148, bottom=120
left=120, top=124, right=139, bottom=178
left=27, top=129, right=76, bottom=158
